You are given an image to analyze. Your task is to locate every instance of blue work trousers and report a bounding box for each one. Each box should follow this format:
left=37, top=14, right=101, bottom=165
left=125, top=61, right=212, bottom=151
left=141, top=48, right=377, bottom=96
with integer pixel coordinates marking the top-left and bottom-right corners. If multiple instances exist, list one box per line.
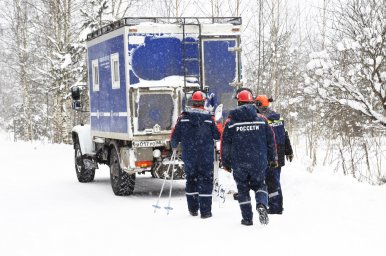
left=233, top=168, right=268, bottom=221
left=185, top=162, right=213, bottom=215
left=265, top=167, right=283, bottom=213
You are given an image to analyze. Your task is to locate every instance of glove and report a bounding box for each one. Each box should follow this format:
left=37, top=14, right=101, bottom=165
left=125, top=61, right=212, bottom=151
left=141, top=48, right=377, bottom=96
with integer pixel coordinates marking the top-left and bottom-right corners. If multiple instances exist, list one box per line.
left=286, top=154, right=294, bottom=162
left=223, top=166, right=232, bottom=173
left=269, top=161, right=279, bottom=169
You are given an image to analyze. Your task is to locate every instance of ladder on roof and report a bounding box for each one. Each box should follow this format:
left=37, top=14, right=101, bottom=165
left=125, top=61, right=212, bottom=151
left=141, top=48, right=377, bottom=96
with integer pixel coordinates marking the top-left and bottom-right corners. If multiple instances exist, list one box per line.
left=181, top=19, right=203, bottom=94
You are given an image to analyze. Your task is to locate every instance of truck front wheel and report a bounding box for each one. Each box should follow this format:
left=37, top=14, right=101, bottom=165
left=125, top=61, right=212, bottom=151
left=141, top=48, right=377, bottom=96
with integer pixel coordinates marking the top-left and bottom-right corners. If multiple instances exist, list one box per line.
left=74, top=140, right=95, bottom=183
left=109, top=147, right=135, bottom=196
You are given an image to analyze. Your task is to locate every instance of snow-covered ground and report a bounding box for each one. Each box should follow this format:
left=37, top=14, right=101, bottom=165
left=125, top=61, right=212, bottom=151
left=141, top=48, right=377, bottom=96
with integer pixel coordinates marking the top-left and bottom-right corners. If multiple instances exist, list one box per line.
left=0, top=133, right=385, bottom=256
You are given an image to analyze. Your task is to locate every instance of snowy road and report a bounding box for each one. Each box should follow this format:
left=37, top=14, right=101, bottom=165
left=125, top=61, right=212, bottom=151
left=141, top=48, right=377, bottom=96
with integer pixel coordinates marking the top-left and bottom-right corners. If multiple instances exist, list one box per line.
left=0, top=139, right=385, bottom=256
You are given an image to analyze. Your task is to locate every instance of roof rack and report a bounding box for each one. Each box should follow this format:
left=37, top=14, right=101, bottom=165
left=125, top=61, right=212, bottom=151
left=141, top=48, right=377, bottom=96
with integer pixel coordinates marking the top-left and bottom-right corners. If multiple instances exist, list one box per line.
left=86, top=17, right=242, bottom=41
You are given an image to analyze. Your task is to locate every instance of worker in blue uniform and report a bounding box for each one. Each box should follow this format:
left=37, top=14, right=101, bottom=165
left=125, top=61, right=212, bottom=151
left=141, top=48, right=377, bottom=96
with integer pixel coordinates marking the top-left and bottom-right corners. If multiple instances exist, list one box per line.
left=171, top=91, right=221, bottom=218
left=256, top=95, right=294, bottom=214
left=221, top=90, right=277, bottom=226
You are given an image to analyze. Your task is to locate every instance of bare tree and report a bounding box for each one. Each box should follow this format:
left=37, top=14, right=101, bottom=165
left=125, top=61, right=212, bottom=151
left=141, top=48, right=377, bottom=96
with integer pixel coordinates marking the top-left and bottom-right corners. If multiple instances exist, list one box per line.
left=303, top=0, right=386, bottom=182
left=306, top=0, right=386, bottom=128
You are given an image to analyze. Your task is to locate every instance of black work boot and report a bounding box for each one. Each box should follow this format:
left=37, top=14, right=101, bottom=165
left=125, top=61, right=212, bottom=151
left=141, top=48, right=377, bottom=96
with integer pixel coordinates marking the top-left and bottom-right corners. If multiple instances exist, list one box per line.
left=257, top=204, right=269, bottom=225
left=189, top=211, right=198, bottom=216
left=201, top=212, right=212, bottom=219
left=241, top=219, right=253, bottom=226
left=268, top=208, right=283, bottom=215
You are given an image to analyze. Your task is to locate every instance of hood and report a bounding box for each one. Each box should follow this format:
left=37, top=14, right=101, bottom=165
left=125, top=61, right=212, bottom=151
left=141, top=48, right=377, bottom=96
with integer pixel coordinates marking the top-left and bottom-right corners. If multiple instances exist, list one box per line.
left=267, top=111, right=280, bottom=121
left=229, top=104, right=258, bottom=122
left=258, top=107, right=280, bottom=121
left=184, top=109, right=212, bottom=127
left=264, top=108, right=280, bottom=121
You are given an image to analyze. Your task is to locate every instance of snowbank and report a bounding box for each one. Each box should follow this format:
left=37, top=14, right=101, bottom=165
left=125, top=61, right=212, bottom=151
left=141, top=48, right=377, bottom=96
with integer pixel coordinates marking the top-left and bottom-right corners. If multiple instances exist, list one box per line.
left=0, top=139, right=385, bottom=256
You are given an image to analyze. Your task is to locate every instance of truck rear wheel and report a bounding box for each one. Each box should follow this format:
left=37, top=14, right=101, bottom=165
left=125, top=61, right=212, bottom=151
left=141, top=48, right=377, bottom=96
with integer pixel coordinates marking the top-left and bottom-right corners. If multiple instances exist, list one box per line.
left=109, top=147, right=135, bottom=196
left=74, top=140, right=95, bottom=183
left=150, top=162, right=185, bottom=179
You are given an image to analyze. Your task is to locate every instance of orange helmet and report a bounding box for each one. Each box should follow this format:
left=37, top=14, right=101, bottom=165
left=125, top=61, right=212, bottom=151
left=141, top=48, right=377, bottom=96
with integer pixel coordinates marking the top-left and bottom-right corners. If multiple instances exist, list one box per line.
left=237, top=90, right=254, bottom=103
left=255, top=95, right=271, bottom=107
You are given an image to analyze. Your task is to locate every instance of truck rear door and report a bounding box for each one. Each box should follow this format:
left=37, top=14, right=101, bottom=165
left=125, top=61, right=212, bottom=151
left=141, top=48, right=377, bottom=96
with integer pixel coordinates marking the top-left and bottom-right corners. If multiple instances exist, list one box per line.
left=202, top=38, right=240, bottom=118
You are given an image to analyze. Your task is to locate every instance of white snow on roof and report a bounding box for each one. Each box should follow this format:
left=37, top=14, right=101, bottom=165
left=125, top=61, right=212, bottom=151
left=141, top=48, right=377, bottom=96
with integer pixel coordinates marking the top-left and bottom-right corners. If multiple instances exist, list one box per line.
left=130, top=75, right=199, bottom=89
left=129, top=35, right=145, bottom=45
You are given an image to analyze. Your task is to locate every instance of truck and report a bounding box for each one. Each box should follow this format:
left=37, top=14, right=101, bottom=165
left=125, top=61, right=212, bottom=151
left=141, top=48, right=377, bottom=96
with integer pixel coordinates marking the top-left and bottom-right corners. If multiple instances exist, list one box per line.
left=70, top=17, right=242, bottom=196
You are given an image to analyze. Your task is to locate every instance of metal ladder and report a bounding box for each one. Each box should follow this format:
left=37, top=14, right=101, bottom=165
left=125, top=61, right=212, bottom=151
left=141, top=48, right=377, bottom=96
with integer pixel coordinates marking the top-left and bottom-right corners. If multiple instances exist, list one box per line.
left=181, top=19, right=203, bottom=93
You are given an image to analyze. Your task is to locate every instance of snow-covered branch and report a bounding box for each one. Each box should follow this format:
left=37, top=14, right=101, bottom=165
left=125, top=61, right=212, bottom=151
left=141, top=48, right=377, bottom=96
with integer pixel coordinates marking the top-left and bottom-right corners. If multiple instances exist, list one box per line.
left=305, top=0, right=386, bottom=128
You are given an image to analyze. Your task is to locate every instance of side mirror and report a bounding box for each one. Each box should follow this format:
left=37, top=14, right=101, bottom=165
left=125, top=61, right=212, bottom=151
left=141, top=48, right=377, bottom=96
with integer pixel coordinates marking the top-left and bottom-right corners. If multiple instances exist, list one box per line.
left=214, top=104, right=223, bottom=122
left=71, top=86, right=81, bottom=101
left=72, top=100, right=82, bottom=110
left=71, top=86, right=83, bottom=110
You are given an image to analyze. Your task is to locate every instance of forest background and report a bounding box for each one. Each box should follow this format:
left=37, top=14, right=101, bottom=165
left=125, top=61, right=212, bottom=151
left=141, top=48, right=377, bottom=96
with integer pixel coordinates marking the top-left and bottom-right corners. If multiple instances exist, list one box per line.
left=0, top=0, right=385, bottom=184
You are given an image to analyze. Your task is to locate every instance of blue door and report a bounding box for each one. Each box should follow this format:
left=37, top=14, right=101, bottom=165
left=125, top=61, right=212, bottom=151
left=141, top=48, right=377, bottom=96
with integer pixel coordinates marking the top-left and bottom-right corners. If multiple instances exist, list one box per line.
left=203, top=39, right=239, bottom=119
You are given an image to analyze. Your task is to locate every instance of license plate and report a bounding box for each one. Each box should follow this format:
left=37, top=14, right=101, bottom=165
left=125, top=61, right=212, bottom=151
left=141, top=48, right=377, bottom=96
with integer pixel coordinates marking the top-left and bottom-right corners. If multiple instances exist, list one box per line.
left=132, top=140, right=165, bottom=148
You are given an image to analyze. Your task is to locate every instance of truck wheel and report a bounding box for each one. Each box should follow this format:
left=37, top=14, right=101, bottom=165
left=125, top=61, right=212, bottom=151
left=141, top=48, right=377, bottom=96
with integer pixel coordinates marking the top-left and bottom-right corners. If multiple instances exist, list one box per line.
left=150, top=161, right=185, bottom=180
left=109, top=147, right=135, bottom=196
left=74, top=140, right=95, bottom=183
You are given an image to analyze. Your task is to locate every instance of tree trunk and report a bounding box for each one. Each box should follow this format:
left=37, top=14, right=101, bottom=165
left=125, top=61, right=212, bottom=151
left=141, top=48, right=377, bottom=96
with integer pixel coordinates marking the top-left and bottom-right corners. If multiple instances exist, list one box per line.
left=15, top=0, right=32, bottom=141
left=48, top=0, right=72, bottom=144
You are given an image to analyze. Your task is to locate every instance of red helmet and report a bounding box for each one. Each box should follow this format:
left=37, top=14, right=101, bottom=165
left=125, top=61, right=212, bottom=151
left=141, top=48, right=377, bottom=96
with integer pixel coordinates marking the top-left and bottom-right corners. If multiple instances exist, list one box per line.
left=237, top=90, right=254, bottom=103
left=192, top=91, right=206, bottom=102
left=191, top=91, right=206, bottom=107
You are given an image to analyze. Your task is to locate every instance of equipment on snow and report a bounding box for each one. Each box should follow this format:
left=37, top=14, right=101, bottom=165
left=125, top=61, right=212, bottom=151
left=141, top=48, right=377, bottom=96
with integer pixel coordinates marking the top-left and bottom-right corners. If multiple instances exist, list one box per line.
left=213, top=178, right=226, bottom=204
left=164, top=152, right=176, bottom=215
left=152, top=151, right=177, bottom=214
left=214, top=104, right=223, bottom=122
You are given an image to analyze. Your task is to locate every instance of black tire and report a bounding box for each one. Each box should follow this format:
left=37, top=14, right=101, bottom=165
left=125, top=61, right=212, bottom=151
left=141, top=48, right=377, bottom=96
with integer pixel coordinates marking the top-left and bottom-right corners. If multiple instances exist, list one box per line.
left=150, top=161, right=185, bottom=179
left=74, top=140, right=95, bottom=183
left=109, top=147, right=135, bottom=196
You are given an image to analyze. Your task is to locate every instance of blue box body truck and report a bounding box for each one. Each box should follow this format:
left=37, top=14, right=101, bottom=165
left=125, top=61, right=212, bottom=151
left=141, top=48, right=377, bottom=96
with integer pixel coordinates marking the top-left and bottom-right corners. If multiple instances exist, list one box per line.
left=71, top=17, right=242, bottom=195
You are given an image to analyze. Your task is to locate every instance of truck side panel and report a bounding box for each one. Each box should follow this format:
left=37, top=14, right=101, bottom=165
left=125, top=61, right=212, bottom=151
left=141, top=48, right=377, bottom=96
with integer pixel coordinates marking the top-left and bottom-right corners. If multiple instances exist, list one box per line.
left=88, top=34, right=128, bottom=135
